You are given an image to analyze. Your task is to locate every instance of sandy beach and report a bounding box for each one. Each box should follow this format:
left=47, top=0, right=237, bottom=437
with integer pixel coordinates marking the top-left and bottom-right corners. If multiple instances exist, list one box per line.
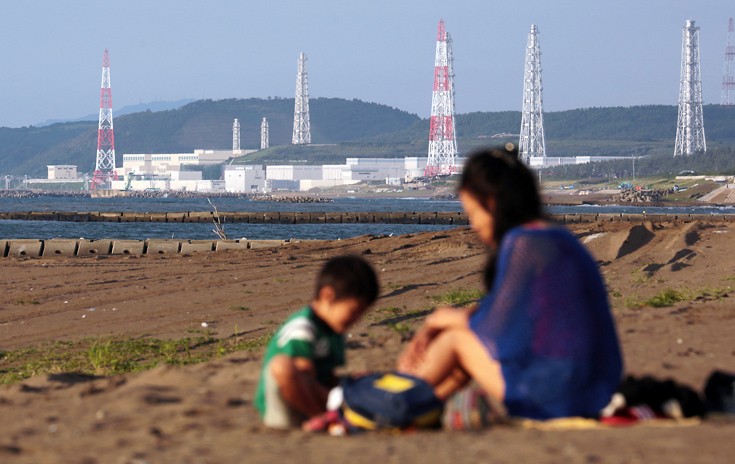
left=1, top=219, right=734, bottom=463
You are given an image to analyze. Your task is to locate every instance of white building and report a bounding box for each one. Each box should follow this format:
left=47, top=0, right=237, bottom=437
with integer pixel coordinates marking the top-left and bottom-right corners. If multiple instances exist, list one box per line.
left=47, top=165, right=79, bottom=180
left=111, top=149, right=255, bottom=192
left=224, top=165, right=266, bottom=193
left=261, top=157, right=461, bottom=192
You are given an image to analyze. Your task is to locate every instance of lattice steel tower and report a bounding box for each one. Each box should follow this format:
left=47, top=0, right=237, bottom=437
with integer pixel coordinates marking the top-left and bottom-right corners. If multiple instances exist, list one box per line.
left=519, top=25, right=546, bottom=164
left=232, top=118, right=241, bottom=153
left=425, top=19, right=458, bottom=177
left=675, top=20, right=706, bottom=156
left=292, top=52, right=311, bottom=145
left=261, top=117, right=269, bottom=149
left=722, top=18, right=735, bottom=106
left=93, top=49, right=116, bottom=188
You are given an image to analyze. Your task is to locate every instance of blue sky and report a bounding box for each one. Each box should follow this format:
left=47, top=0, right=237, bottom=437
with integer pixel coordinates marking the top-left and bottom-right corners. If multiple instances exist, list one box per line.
left=0, top=1, right=728, bottom=127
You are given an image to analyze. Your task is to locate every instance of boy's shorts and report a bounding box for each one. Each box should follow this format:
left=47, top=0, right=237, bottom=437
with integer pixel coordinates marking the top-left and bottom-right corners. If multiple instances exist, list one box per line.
left=262, top=367, right=307, bottom=428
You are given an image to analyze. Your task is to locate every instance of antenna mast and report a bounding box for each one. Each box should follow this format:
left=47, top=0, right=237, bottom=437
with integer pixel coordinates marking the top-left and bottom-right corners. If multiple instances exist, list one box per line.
left=519, top=24, right=546, bottom=164
left=93, top=49, right=116, bottom=189
left=722, top=18, right=735, bottom=106
left=261, top=117, right=270, bottom=149
left=292, top=52, right=311, bottom=145
left=675, top=20, right=706, bottom=156
left=233, top=118, right=241, bottom=154
left=425, top=19, right=458, bottom=177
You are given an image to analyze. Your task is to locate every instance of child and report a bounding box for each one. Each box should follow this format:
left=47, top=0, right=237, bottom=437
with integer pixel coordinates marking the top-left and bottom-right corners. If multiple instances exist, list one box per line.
left=254, top=255, right=379, bottom=428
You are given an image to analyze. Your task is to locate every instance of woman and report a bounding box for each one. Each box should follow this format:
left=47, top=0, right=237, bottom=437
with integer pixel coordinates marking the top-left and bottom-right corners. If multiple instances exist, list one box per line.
left=399, top=145, right=623, bottom=419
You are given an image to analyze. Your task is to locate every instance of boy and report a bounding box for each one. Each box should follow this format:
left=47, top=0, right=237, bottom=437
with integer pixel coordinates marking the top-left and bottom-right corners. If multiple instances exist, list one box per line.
left=254, top=255, right=379, bottom=428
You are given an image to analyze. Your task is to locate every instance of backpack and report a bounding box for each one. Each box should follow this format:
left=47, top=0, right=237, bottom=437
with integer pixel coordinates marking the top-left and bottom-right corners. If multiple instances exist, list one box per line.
left=340, top=372, right=443, bottom=431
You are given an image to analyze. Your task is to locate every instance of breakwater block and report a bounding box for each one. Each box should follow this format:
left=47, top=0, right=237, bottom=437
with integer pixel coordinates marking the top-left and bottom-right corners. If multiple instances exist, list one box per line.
left=100, top=212, right=122, bottom=222
left=121, top=212, right=144, bottom=222
left=215, top=240, right=249, bottom=251
left=373, top=212, right=390, bottom=223
left=29, top=211, right=59, bottom=221
left=146, top=239, right=181, bottom=255
left=248, top=240, right=285, bottom=249
left=596, top=213, right=622, bottom=222
left=166, top=212, right=186, bottom=222
left=58, top=212, right=90, bottom=222
left=219, top=212, right=238, bottom=223
left=11, top=212, right=29, bottom=220
left=325, top=213, right=342, bottom=224
left=181, top=240, right=215, bottom=253
left=7, top=240, right=43, bottom=258
left=294, top=212, right=311, bottom=223
left=278, top=212, right=296, bottom=224
left=418, top=212, right=437, bottom=224
left=0, top=212, right=12, bottom=220
left=389, top=212, right=407, bottom=224
left=42, top=239, right=79, bottom=257
left=342, top=213, right=357, bottom=223
left=78, top=239, right=113, bottom=256
left=435, top=212, right=466, bottom=225
left=149, top=213, right=167, bottom=222
left=111, top=240, right=145, bottom=255
left=357, top=212, right=374, bottom=223
left=187, top=212, right=213, bottom=223
left=0, top=239, right=8, bottom=257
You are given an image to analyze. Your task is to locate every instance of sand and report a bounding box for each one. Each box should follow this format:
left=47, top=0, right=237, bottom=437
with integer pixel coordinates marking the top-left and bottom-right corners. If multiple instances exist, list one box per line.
left=1, top=219, right=734, bottom=463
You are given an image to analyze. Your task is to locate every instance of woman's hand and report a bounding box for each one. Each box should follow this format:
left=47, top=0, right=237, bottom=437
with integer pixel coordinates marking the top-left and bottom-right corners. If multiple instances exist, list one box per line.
left=397, top=307, right=471, bottom=372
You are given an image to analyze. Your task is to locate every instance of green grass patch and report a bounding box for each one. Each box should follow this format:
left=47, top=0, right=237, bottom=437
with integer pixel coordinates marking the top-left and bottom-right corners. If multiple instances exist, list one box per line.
left=431, top=288, right=484, bottom=306
left=643, top=289, right=687, bottom=308
left=0, top=333, right=270, bottom=385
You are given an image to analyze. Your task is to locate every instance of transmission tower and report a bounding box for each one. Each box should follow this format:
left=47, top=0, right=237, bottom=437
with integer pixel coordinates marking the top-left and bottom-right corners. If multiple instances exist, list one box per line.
left=722, top=18, right=735, bottom=106
left=292, top=52, right=311, bottom=145
left=261, top=117, right=269, bottom=149
left=93, top=49, right=116, bottom=189
left=425, top=19, right=458, bottom=177
left=232, top=118, right=241, bottom=153
left=519, top=25, right=546, bottom=164
left=675, top=20, right=706, bottom=156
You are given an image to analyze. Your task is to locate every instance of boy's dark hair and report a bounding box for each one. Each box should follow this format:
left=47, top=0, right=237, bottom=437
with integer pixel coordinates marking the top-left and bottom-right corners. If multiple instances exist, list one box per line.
left=315, top=255, right=379, bottom=305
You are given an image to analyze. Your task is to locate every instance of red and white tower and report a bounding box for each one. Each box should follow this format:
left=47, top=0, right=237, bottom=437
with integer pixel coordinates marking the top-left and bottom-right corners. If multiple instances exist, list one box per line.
left=425, top=19, right=458, bottom=177
left=722, top=18, right=735, bottom=106
left=92, top=49, right=116, bottom=188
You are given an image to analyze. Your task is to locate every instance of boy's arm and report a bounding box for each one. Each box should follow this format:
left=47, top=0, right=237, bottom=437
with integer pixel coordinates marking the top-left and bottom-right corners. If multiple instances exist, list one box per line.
left=269, top=355, right=330, bottom=418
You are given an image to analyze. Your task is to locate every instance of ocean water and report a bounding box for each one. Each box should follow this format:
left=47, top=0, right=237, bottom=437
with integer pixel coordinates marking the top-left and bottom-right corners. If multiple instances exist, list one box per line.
left=0, top=197, right=732, bottom=240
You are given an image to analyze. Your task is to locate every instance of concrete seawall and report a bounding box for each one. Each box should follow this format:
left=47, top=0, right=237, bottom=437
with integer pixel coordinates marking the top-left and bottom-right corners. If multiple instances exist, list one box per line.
left=1, top=211, right=733, bottom=225
left=0, top=238, right=289, bottom=258
left=0, top=213, right=731, bottom=258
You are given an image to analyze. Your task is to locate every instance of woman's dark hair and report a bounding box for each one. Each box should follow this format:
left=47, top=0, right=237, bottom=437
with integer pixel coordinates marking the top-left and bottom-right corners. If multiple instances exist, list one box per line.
left=459, top=144, right=544, bottom=289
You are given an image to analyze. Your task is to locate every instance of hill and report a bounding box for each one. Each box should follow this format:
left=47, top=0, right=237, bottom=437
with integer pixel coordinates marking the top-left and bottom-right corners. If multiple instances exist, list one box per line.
left=2, top=99, right=735, bottom=176
left=0, top=98, right=420, bottom=176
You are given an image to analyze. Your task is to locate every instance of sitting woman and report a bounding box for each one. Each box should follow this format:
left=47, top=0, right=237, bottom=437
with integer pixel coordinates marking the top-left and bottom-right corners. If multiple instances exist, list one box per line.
left=399, top=145, right=623, bottom=420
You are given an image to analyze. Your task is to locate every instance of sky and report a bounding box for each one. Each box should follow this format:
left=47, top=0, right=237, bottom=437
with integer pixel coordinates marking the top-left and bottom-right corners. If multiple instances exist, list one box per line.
left=0, top=0, right=730, bottom=128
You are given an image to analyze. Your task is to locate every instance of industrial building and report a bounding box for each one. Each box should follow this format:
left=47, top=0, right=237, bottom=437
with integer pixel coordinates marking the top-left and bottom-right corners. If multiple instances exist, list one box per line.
left=110, top=149, right=255, bottom=192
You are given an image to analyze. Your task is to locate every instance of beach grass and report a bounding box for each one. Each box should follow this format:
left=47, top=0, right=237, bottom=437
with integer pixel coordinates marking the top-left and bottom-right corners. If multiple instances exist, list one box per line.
left=627, top=285, right=731, bottom=309
left=0, top=333, right=269, bottom=385
left=431, top=288, right=484, bottom=306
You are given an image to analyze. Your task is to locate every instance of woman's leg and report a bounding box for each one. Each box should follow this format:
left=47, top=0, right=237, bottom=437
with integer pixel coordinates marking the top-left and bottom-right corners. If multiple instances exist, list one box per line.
left=409, top=328, right=505, bottom=401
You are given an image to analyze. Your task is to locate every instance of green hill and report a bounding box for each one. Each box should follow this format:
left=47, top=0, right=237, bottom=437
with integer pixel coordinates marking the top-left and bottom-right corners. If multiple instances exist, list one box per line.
left=2, top=99, right=735, bottom=176
left=0, top=98, right=420, bottom=176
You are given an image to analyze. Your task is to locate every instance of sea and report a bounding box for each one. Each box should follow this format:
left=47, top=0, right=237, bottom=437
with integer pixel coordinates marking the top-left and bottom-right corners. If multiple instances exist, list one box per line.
left=0, top=196, right=733, bottom=241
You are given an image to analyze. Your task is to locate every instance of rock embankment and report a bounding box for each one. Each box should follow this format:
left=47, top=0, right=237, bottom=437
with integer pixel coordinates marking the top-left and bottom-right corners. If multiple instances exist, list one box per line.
left=617, top=188, right=672, bottom=203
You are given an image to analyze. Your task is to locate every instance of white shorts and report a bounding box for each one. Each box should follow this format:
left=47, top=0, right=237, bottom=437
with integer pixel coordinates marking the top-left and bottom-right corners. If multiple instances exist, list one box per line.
left=262, top=368, right=306, bottom=429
